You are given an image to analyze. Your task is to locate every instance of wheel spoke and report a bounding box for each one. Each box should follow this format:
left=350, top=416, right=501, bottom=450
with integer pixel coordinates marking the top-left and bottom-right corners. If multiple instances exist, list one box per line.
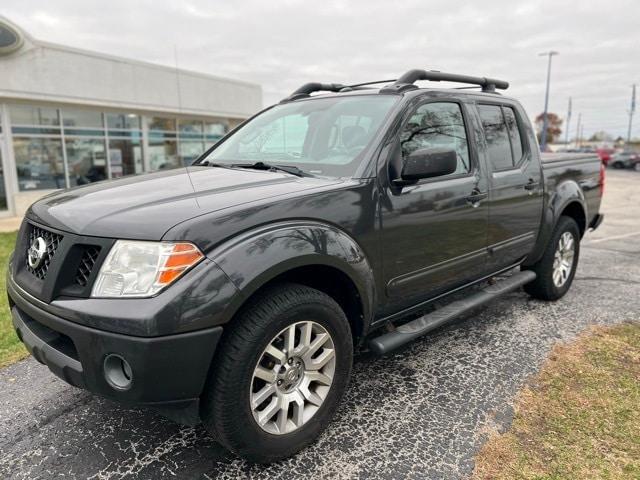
left=304, top=332, right=329, bottom=360
left=307, top=348, right=335, bottom=371
left=276, top=399, right=290, bottom=433
left=283, top=324, right=297, bottom=354
left=299, top=384, right=323, bottom=406
left=257, top=396, right=280, bottom=426
left=254, top=366, right=277, bottom=383
left=291, top=392, right=305, bottom=427
left=265, top=344, right=287, bottom=364
left=306, top=370, right=332, bottom=386
left=252, top=383, right=276, bottom=408
left=300, top=322, right=313, bottom=350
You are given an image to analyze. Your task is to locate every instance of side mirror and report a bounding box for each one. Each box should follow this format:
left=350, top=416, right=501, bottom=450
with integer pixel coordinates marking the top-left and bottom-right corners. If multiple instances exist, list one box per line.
left=395, top=148, right=458, bottom=185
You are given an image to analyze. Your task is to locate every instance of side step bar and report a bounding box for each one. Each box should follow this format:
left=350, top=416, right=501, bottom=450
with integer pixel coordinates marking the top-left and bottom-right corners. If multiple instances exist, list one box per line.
left=368, top=270, right=536, bottom=355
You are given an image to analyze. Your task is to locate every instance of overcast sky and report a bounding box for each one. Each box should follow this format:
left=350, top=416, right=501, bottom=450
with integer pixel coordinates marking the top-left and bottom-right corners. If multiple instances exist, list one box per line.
left=4, top=0, right=639, bottom=139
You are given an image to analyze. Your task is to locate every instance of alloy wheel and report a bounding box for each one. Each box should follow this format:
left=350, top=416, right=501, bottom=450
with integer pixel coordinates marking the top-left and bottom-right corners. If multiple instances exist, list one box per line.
left=250, top=321, right=336, bottom=435
left=552, top=231, right=575, bottom=287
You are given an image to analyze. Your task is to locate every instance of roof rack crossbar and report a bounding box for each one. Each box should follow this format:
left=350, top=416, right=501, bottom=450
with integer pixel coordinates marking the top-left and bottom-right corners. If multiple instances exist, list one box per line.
left=382, top=69, right=509, bottom=93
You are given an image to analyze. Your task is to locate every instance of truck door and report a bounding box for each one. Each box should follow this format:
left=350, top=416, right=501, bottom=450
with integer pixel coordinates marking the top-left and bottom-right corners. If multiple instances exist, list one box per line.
left=379, top=99, right=490, bottom=314
left=476, top=102, right=544, bottom=270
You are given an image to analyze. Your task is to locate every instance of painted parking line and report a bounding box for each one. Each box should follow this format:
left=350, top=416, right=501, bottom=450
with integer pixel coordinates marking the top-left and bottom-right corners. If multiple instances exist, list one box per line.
left=585, top=230, right=640, bottom=244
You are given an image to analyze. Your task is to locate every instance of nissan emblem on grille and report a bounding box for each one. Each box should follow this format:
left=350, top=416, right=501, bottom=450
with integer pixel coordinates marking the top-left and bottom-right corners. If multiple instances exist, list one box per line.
left=27, top=237, right=47, bottom=269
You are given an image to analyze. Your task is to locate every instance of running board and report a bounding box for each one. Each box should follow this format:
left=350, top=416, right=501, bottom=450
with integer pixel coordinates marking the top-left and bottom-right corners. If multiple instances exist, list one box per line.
left=368, top=270, right=536, bottom=355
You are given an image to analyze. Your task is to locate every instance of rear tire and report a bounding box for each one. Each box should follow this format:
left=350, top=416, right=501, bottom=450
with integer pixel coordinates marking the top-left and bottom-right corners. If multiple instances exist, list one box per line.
left=524, top=216, right=580, bottom=301
left=201, top=283, right=353, bottom=463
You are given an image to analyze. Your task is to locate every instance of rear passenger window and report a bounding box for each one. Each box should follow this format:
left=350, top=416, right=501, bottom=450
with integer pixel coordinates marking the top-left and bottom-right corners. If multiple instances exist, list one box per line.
left=478, top=104, right=526, bottom=170
left=478, top=105, right=512, bottom=170
left=503, top=107, right=524, bottom=163
left=400, top=102, right=470, bottom=176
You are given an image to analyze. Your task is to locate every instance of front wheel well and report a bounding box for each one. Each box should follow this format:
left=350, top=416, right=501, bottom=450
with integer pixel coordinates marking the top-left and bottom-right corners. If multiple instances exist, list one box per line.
left=237, top=265, right=366, bottom=344
left=559, top=202, right=586, bottom=237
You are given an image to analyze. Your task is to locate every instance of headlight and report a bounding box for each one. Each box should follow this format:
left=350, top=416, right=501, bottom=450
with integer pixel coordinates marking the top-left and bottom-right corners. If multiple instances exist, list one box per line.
left=91, top=240, right=204, bottom=298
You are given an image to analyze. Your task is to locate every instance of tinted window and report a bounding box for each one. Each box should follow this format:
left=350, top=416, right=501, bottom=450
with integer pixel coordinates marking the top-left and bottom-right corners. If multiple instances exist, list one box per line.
left=503, top=107, right=523, bottom=163
left=478, top=105, right=512, bottom=170
left=400, top=102, right=470, bottom=175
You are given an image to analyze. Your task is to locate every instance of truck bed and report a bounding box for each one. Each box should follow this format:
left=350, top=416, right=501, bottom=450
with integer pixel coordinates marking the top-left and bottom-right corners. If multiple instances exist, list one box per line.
left=540, top=152, right=602, bottom=229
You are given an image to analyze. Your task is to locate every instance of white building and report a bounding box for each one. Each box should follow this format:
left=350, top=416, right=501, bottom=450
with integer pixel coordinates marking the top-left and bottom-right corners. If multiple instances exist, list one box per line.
left=0, top=17, right=262, bottom=217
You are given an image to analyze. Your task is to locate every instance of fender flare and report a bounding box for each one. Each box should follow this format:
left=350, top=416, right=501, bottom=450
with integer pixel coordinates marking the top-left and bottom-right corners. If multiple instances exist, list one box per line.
left=525, top=179, right=587, bottom=266
left=207, top=220, right=376, bottom=334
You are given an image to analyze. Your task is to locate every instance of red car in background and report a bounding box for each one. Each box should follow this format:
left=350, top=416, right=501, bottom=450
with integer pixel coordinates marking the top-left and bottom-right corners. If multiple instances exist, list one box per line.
left=597, top=148, right=614, bottom=166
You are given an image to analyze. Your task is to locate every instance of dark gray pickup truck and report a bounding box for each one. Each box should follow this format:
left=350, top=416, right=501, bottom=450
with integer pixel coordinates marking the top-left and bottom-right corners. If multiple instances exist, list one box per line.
left=8, top=69, right=604, bottom=462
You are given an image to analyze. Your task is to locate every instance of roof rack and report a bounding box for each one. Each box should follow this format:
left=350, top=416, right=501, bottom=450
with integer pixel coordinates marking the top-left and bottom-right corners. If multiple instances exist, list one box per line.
left=380, top=69, right=509, bottom=93
left=281, top=79, right=397, bottom=102
left=280, top=69, right=509, bottom=102
left=280, top=83, right=346, bottom=103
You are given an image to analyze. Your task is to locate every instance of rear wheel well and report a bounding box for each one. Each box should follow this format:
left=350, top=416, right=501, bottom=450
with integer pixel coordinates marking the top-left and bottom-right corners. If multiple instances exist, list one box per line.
left=238, top=265, right=365, bottom=343
left=560, top=202, right=586, bottom=237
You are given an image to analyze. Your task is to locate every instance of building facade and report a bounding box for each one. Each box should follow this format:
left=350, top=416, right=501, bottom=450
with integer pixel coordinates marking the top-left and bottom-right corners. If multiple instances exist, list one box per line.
left=0, top=17, right=262, bottom=217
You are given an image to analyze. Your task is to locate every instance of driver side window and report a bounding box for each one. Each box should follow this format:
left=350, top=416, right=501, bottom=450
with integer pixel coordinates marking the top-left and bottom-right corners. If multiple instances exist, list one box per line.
left=400, top=102, right=471, bottom=176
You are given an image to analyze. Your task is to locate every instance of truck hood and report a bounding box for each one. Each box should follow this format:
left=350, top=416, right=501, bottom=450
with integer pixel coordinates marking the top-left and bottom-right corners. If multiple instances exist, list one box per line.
left=27, top=166, right=340, bottom=240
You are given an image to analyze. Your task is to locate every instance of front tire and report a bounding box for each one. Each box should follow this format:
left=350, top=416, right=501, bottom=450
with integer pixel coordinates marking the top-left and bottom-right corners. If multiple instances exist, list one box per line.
left=201, top=283, right=353, bottom=463
left=524, top=216, right=580, bottom=301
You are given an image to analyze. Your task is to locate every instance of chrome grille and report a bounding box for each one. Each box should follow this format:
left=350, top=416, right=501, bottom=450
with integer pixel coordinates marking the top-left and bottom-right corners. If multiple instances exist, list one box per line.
left=25, top=225, right=63, bottom=280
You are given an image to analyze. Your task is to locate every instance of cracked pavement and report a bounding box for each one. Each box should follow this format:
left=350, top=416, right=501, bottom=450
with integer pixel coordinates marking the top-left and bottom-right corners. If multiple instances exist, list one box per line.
left=1, top=170, right=639, bottom=479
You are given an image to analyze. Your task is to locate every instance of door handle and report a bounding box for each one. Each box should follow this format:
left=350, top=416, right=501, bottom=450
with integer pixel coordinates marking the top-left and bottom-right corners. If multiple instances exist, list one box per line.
left=524, top=178, right=540, bottom=191
left=465, top=190, right=487, bottom=207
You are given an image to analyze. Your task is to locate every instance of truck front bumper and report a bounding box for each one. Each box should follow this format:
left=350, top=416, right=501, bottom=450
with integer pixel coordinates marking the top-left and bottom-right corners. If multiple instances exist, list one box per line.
left=8, top=273, right=222, bottom=425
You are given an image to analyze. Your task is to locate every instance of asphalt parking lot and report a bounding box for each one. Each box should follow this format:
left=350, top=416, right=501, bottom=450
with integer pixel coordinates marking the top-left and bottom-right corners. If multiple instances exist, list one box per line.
left=1, top=169, right=639, bottom=480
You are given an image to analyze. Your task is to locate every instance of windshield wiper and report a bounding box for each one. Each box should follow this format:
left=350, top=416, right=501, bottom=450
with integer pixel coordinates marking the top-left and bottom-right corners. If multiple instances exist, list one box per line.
left=233, top=161, right=310, bottom=177
left=198, top=160, right=238, bottom=169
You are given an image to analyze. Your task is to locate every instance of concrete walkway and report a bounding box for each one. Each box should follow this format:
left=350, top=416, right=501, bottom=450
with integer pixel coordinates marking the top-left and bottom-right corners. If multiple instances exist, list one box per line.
left=0, top=216, right=21, bottom=233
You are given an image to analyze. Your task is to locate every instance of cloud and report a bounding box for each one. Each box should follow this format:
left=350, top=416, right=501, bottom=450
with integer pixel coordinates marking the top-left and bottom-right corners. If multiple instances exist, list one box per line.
left=4, top=0, right=639, bottom=138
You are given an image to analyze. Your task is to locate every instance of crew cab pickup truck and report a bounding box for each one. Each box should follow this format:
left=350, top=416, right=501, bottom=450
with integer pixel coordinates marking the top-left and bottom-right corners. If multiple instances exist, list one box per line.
left=8, top=69, right=604, bottom=463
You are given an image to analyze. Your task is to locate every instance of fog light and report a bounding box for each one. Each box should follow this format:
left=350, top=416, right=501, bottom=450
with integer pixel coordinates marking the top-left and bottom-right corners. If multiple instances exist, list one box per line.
left=104, top=354, right=133, bottom=390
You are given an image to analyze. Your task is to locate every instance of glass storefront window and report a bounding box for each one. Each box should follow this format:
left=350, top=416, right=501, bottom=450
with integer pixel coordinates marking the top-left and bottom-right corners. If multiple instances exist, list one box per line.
left=14, top=137, right=66, bottom=190
left=204, top=121, right=227, bottom=137
left=149, top=117, right=176, bottom=132
left=178, top=119, right=203, bottom=135
left=148, top=139, right=179, bottom=171
left=66, top=138, right=108, bottom=186
left=62, top=108, right=103, bottom=129
left=108, top=139, right=143, bottom=178
left=9, top=105, right=60, bottom=126
left=179, top=140, right=205, bottom=166
left=106, top=113, right=140, bottom=130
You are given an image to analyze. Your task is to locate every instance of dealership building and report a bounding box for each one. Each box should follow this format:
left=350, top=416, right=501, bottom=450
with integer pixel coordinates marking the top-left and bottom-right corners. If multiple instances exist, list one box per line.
left=0, top=17, right=262, bottom=217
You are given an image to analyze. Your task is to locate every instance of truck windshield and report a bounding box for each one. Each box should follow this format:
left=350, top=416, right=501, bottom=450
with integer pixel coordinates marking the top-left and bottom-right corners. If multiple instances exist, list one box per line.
left=200, top=95, right=398, bottom=178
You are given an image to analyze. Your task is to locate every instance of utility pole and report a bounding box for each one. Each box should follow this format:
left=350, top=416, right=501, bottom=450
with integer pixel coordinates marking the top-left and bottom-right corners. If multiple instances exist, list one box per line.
left=627, top=84, right=636, bottom=146
left=564, top=97, right=572, bottom=146
left=539, top=51, right=559, bottom=151
left=580, top=124, right=584, bottom=148
left=575, top=113, right=582, bottom=148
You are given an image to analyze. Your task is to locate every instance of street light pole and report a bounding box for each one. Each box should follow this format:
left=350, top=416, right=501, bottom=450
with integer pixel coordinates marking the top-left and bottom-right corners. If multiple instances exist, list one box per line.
left=564, top=97, right=572, bottom=147
left=627, top=84, right=636, bottom=146
left=539, top=51, right=559, bottom=151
